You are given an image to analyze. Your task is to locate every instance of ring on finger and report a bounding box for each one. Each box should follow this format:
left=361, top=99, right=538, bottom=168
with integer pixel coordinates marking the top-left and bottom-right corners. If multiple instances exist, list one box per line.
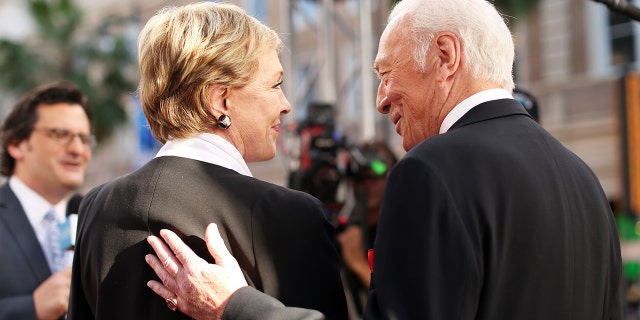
left=166, top=296, right=178, bottom=311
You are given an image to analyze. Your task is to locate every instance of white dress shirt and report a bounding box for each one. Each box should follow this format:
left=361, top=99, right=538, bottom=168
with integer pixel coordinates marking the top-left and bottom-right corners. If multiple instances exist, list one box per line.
left=155, top=133, right=253, bottom=177
left=439, top=88, right=514, bottom=134
left=9, top=176, right=69, bottom=266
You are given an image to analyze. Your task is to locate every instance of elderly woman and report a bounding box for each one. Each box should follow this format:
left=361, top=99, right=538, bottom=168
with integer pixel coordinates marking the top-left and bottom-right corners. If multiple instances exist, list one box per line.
left=67, top=3, right=347, bottom=319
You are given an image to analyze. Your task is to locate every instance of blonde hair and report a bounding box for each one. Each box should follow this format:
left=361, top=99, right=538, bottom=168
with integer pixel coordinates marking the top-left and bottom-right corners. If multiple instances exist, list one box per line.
left=138, top=2, right=282, bottom=143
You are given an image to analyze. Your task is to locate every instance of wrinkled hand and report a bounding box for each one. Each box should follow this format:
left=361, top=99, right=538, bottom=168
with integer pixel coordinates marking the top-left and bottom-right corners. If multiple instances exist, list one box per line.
left=145, top=223, right=248, bottom=320
left=33, top=266, right=71, bottom=319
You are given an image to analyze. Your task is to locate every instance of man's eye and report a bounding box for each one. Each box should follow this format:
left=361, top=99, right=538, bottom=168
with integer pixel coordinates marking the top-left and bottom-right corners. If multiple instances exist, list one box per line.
left=51, top=129, right=71, bottom=139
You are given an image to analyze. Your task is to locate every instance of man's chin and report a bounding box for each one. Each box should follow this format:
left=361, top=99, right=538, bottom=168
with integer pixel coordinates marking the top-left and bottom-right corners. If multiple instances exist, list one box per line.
left=402, top=140, right=414, bottom=152
left=61, top=176, right=85, bottom=190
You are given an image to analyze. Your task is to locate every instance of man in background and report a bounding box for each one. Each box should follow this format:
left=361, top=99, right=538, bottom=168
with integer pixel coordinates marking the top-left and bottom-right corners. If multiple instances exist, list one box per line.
left=0, top=81, right=93, bottom=320
left=338, top=140, right=397, bottom=318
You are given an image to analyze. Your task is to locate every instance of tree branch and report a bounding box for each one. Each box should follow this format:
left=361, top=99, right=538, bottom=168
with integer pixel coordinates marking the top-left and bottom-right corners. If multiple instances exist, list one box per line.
left=592, top=0, right=640, bottom=21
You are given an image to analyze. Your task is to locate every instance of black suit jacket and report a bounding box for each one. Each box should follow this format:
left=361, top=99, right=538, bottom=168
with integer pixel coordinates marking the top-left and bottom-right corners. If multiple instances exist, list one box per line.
left=0, top=183, right=53, bottom=320
left=0, top=184, right=78, bottom=320
left=219, top=99, right=623, bottom=319
left=364, top=99, right=623, bottom=319
left=67, top=156, right=347, bottom=319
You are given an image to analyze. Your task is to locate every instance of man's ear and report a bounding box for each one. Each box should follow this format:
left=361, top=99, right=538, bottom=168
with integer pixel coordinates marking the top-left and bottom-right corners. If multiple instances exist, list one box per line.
left=434, top=32, right=461, bottom=81
left=7, top=142, right=25, bottom=161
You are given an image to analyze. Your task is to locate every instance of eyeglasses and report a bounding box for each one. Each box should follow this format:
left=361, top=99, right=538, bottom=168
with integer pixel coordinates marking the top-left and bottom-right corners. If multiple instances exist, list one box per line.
left=33, top=127, right=96, bottom=148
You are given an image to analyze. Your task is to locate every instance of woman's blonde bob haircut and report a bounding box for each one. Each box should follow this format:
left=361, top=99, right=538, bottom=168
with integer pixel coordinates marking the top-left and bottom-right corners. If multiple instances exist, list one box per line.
left=138, top=2, right=282, bottom=143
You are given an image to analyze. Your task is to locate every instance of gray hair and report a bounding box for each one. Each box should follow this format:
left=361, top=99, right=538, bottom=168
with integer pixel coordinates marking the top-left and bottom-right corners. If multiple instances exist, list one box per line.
left=389, top=0, right=515, bottom=91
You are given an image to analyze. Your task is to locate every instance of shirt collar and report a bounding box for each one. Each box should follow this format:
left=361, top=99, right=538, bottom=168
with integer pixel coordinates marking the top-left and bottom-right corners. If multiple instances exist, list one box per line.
left=155, top=133, right=253, bottom=177
left=9, top=176, right=68, bottom=224
left=439, top=88, right=514, bottom=134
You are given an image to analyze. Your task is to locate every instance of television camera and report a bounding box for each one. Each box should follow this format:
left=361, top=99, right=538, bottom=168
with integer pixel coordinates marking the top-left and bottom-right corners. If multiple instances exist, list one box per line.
left=287, top=102, right=389, bottom=229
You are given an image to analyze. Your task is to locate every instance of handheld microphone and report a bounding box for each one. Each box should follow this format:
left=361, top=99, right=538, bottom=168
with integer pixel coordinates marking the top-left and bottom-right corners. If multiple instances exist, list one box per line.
left=66, top=193, right=83, bottom=216
left=64, top=193, right=83, bottom=251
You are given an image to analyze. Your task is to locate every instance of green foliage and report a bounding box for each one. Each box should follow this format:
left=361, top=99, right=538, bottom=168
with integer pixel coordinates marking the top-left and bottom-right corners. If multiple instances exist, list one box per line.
left=617, top=213, right=640, bottom=240
left=492, top=0, right=540, bottom=17
left=617, top=213, right=640, bottom=280
left=0, top=0, right=137, bottom=144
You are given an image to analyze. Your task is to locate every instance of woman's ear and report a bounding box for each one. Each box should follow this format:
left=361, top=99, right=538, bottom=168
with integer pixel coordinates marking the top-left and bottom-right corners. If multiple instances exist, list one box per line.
left=207, top=84, right=230, bottom=115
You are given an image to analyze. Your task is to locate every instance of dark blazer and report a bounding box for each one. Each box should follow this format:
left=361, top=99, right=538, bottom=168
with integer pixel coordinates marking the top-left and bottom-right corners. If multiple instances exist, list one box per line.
left=67, top=156, right=347, bottom=319
left=364, top=99, right=623, bottom=319
left=218, top=99, right=623, bottom=319
left=0, top=183, right=57, bottom=320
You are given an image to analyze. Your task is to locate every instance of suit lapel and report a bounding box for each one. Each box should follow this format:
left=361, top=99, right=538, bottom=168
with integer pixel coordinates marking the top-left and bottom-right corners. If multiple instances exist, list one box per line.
left=0, top=183, right=52, bottom=281
left=449, top=98, right=532, bottom=131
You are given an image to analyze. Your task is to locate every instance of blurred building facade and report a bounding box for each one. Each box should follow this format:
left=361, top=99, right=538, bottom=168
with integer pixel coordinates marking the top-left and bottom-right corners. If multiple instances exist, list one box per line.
left=514, top=0, right=640, bottom=212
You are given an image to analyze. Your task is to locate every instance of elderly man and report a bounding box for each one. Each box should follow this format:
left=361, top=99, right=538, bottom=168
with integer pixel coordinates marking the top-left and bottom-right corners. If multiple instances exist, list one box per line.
left=144, top=0, right=623, bottom=319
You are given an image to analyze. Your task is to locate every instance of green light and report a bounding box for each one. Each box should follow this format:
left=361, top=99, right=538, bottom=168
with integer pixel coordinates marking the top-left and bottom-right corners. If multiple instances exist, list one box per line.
left=370, top=159, right=387, bottom=176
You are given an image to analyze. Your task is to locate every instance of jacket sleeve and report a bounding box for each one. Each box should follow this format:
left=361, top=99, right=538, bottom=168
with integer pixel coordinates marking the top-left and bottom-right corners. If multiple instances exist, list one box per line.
left=222, top=287, right=325, bottom=320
